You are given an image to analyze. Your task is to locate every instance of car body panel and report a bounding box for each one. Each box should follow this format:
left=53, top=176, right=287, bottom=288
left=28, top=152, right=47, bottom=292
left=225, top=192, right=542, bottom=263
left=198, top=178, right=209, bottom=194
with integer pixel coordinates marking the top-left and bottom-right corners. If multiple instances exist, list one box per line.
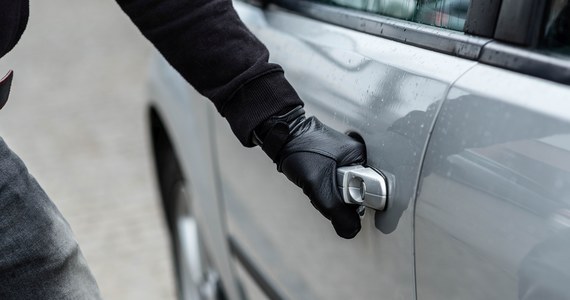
left=415, top=64, right=570, bottom=299
left=147, top=54, right=241, bottom=300
left=211, top=2, right=476, bottom=299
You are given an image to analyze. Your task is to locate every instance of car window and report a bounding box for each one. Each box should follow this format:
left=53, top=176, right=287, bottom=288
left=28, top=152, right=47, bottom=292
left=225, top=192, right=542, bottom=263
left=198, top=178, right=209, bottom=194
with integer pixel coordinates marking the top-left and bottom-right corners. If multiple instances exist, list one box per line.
left=313, top=0, right=471, bottom=31
left=542, top=0, right=570, bottom=55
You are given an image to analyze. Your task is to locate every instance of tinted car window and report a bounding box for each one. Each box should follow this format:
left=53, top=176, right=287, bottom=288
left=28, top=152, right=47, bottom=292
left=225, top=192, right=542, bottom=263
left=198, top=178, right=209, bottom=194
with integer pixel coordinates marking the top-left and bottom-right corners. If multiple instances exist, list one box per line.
left=314, top=0, right=471, bottom=31
left=542, top=0, right=570, bottom=55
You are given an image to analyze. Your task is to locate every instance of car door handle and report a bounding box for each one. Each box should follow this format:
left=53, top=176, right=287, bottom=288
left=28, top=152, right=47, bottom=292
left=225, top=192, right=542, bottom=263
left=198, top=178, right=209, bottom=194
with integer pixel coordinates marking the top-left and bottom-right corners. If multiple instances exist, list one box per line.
left=337, top=166, right=388, bottom=211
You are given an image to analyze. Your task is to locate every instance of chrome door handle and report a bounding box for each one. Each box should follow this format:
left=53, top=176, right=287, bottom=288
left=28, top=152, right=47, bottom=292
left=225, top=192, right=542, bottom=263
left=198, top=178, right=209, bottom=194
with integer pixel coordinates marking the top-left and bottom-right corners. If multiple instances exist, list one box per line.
left=337, top=166, right=388, bottom=211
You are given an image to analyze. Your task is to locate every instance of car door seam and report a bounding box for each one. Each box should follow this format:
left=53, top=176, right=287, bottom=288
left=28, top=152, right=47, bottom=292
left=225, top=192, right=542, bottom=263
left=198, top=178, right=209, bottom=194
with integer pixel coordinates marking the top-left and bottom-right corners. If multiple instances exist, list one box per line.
left=411, top=61, right=480, bottom=300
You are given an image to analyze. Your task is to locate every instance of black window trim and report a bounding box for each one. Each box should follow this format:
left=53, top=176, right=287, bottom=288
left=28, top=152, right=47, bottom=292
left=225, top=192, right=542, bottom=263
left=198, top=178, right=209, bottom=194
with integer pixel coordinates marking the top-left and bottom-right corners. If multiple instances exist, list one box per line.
left=464, top=0, right=503, bottom=37
left=241, top=0, right=570, bottom=85
left=494, top=0, right=548, bottom=47
left=490, top=0, right=570, bottom=85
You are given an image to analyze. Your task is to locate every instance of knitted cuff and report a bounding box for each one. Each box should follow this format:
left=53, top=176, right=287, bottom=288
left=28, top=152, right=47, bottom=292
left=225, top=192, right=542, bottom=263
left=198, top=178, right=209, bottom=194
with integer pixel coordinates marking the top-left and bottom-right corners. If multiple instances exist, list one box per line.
left=221, top=71, right=304, bottom=147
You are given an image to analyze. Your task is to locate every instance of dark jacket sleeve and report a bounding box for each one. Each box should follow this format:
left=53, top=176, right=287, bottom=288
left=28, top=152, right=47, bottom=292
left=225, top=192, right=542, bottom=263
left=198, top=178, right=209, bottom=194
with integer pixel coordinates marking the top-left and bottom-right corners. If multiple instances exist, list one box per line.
left=115, top=0, right=303, bottom=146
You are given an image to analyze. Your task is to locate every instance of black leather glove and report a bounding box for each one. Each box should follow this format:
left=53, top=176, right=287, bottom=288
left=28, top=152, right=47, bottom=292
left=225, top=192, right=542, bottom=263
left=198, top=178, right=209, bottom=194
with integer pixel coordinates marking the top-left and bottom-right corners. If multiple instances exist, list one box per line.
left=253, top=106, right=366, bottom=238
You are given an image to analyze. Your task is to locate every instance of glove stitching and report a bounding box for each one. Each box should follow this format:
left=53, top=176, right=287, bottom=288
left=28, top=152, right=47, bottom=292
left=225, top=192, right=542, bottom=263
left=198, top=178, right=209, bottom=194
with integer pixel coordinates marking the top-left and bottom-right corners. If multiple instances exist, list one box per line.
left=277, top=149, right=339, bottom=171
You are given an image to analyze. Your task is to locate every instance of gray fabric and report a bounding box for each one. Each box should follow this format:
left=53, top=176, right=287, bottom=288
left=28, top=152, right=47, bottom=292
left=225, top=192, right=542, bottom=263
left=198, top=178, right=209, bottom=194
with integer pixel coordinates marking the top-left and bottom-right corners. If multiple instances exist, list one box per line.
left=0, top=137, right=101, bottom=299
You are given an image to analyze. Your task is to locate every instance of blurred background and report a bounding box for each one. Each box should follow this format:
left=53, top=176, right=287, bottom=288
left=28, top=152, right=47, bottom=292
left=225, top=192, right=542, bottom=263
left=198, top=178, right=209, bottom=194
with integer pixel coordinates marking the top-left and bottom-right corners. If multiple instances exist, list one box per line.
left=0, top=0, right=176, bottom=299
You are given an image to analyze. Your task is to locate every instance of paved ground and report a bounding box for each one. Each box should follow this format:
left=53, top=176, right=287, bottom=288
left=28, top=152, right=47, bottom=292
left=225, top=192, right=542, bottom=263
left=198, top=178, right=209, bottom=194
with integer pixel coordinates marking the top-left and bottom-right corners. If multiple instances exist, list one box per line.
left=0, top=0, right=176, bottom=299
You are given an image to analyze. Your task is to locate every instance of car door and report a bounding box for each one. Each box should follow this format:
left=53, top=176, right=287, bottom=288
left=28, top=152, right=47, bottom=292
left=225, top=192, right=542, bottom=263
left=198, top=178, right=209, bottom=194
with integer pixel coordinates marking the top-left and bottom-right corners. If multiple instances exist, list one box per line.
left=214, top=0, right=484, bottom=298
left=415, top=1, right=570, bottom=299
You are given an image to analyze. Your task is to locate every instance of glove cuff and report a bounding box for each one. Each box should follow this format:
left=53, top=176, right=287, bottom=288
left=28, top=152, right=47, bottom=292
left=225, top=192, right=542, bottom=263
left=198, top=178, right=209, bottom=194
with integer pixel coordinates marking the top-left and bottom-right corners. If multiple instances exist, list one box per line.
left=253, top=106, right=305, bottom=162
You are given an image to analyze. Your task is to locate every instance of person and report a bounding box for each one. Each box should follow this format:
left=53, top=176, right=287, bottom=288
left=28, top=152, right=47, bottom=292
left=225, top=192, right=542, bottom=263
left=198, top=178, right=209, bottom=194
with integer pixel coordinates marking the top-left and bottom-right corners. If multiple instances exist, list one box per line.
left=0, top=0, right=365, bottom=298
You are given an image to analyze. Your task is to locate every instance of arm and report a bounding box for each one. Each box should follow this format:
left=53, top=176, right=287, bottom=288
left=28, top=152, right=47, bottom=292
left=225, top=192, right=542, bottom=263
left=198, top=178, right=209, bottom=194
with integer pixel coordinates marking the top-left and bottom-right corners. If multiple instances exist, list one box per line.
left=115, top=0, right=301, bottom=145
left=116, top=0, right=364, bottom=238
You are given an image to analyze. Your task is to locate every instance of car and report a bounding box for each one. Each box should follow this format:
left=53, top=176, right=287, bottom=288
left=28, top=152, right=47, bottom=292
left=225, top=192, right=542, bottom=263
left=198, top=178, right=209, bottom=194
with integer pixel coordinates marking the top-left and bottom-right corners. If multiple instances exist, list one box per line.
left=146, top=0, right=570, bottom=299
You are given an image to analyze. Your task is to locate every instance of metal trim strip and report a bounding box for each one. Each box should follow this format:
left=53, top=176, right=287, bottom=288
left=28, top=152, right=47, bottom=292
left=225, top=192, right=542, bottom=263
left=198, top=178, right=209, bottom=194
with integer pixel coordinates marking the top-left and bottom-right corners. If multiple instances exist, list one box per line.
left=270, top=0, right=490, bottom=60
left=480, top=42, right=570, bottom=85
left=229, top=236, right=286, bottom=300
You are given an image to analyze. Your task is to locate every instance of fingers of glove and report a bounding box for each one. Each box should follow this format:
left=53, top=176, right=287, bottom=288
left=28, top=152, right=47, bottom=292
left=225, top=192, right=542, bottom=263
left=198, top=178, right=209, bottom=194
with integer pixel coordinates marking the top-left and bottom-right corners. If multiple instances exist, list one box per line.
left=311, top=201, right=362, bottom=239
left=308, top=167, right=362, bottom=238
left=283, top=117, right=366, bottom=167
left=330, top=205, right=362, bottom=239
left=282, top=153, right=362, bottom=238
left=337, top=138, right=366, bottom=166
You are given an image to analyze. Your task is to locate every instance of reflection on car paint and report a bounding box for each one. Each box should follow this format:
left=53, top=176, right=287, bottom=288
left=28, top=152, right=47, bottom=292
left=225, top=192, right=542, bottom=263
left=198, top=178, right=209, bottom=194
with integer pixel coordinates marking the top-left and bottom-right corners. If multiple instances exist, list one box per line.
left=416, top=87, right=570, bottom=300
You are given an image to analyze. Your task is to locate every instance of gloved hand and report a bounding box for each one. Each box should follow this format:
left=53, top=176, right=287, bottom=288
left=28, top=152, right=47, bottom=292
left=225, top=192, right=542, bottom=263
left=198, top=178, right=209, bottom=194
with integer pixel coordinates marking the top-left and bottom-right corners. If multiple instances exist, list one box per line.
left=253, top=106, right=366, bottom=238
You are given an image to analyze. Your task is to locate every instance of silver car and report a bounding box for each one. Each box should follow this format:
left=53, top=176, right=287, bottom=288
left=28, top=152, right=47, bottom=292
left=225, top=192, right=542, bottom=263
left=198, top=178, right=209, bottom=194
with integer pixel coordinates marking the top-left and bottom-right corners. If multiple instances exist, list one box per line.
left=147, top=0, right=570, bottom=299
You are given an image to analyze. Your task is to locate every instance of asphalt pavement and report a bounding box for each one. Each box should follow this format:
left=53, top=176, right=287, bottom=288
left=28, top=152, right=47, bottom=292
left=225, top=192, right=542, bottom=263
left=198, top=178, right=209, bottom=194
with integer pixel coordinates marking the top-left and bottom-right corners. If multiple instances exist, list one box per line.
left=0, top=0, right=176, bottom=299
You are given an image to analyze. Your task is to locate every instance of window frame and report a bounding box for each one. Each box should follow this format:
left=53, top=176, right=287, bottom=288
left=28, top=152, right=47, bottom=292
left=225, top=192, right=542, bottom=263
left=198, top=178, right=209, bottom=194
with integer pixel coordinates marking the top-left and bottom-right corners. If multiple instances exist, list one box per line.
left=269, top=0, right=491, bottom=60
left=243, top=0, right=570, bottom=85
left=486, top=0, right=570, bottom=85
left=479, top=42, right=570, bottom=85
left=494, top=0, right=548, bottom=47
left=464, top=0, right=503, bottom=37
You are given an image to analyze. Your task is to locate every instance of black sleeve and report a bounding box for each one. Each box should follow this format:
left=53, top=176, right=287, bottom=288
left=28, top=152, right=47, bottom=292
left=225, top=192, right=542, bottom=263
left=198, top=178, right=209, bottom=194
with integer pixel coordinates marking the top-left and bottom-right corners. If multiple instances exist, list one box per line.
left=115, top=0, right=303, bottom=146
